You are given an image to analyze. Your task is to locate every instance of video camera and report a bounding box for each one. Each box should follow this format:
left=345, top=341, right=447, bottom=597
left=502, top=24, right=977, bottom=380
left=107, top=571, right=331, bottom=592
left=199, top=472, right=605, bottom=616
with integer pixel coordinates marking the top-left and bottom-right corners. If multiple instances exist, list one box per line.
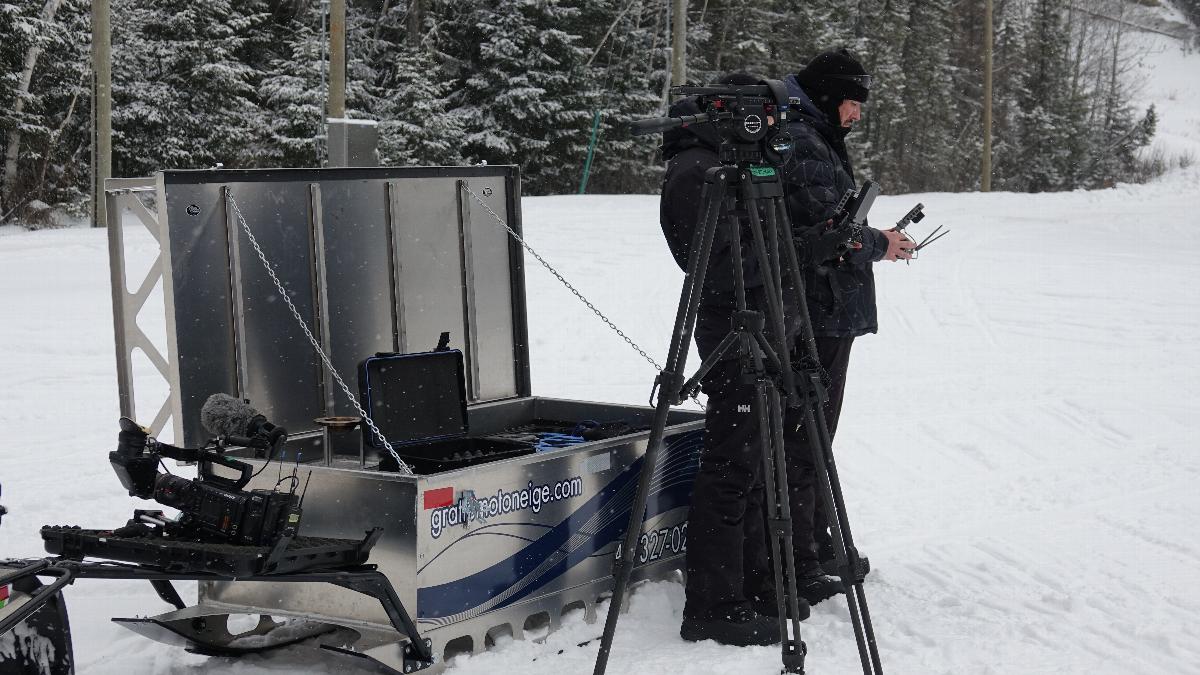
left=110, top=406, right=298, bottom=547
left=630, top=81, right=795, bottom=165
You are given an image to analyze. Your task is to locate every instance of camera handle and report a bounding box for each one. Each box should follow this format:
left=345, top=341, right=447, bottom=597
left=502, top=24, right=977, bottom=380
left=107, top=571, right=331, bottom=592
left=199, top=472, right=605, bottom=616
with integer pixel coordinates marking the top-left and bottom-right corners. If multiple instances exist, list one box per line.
left=146, top=439, right=254, bottom=491
left=197, top=452, right=254, bottom=492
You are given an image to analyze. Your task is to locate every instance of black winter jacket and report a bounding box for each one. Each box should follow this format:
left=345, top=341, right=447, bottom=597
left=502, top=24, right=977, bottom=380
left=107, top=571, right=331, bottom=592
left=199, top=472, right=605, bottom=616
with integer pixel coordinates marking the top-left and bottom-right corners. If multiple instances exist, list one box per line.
left=660, top=98, right=796, bottom=361
left=780, top=75, right=888, bottom=338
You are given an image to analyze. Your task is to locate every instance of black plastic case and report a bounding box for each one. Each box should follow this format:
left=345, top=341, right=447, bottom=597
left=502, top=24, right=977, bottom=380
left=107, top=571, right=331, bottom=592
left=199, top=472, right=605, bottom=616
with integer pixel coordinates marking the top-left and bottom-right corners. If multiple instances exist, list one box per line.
left=357, top=349, right=533, bottom=473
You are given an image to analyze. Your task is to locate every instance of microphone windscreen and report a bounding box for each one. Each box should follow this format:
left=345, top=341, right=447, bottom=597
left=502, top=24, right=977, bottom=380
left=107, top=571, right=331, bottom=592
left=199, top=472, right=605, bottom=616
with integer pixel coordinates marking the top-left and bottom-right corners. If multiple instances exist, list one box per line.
left=200, top=393, right=258, bottom=437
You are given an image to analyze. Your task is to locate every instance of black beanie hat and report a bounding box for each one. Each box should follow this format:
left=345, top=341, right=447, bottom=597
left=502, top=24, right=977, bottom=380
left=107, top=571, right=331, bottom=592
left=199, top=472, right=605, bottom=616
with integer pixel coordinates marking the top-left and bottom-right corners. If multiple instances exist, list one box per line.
left=796, top=48, right=871, bottom=104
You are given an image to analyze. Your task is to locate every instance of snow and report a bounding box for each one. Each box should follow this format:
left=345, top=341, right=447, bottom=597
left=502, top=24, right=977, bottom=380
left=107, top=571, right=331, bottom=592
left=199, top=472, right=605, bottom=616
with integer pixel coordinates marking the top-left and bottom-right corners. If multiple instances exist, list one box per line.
left=1132, top=30, right=1200, bottom=165
left=3, top=19, right=1200, bottom=675
left=4, top=171, right=1200, bottom=674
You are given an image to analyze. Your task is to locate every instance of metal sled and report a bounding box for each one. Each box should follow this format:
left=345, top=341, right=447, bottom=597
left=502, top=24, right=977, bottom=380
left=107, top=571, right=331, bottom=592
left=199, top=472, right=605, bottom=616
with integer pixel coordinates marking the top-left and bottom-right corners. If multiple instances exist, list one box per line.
left=101, top=166, right=703, bottom=671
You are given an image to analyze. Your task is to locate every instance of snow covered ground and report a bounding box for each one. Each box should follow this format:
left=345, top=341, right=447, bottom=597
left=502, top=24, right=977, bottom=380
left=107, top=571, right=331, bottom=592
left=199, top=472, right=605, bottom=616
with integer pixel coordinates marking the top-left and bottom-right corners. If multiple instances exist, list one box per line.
left=3, top=21, right=1199, bottom=675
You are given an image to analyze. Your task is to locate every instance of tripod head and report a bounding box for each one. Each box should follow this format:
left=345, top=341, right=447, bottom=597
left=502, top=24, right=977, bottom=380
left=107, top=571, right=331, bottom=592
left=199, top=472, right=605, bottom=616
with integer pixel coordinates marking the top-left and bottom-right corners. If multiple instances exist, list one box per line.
left=631, top=81, right=794, bottom=166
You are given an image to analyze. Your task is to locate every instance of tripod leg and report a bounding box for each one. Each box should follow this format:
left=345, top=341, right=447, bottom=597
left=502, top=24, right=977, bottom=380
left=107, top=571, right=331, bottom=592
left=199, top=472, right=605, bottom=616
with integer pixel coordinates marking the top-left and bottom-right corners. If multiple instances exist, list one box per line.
left=752, top=372, right=807, bottom=673
left=772, top=196, right=883, bottom=674
left=742, top=183, right=803, bottom=405
left=741, top=174, right=811, bottom=672
left=797, top=404, right=872, bottom=673
left=809, top=403, right=883, bottom=673
left=668, top=173, right=727, bottom=364
left=593, top=166, right=733, bottom=675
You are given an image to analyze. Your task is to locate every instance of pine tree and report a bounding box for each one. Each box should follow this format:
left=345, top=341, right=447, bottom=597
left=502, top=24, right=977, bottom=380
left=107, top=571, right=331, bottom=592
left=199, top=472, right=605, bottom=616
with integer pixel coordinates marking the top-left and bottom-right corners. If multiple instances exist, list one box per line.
left=112, top=0, right=269, bottom=176
left=1069, top=11, right=1156, bottom=187
left=0, top=0, right=91, bottom=224
left=0, top=0, right=1171, bottom=206
left=435, top=0, right=593, bottom=195
left=353, top=0, right=464, bottom=167
left=892, top=0, right=955, bottom=192
left=856, top=0, right=910, bottom=188
left=248, top=0, right=326, bottom=167
left=987, top=0, right=1028, bottom=191
left=690, top=0, right=780, bottom=81
left=1014, top=0, right=1084, bottom=192
left=568, top=0, right=667, bottom=193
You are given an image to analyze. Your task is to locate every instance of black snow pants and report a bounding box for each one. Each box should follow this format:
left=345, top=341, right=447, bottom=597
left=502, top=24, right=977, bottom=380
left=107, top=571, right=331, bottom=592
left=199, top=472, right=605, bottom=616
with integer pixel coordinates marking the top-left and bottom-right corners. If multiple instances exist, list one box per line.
left=683, top=355, right=805, bottom=618
left=683, top=336, right=854, bottom=617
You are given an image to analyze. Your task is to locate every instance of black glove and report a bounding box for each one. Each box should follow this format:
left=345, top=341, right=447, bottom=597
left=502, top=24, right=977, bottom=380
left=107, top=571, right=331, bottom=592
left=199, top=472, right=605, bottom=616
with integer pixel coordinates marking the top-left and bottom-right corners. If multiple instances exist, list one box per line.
left=798, top=220, right=851, bottom=265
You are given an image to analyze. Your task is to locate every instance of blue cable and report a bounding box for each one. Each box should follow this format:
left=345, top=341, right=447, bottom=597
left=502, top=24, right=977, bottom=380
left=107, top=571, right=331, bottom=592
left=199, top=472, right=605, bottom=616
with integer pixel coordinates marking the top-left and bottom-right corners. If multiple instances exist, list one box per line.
left=534, top=433, right=586, bottom=452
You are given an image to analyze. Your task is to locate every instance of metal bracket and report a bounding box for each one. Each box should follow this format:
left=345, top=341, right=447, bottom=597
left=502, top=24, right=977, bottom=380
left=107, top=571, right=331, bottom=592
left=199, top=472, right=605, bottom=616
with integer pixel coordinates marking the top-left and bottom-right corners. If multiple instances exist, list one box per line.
left=106, top=179, right=177, bottom=438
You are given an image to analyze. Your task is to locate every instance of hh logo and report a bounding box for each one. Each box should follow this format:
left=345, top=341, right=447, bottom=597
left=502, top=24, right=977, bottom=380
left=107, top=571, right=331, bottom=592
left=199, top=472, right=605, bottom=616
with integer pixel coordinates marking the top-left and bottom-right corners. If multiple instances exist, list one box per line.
left=736, top=404, right=751, bottom=413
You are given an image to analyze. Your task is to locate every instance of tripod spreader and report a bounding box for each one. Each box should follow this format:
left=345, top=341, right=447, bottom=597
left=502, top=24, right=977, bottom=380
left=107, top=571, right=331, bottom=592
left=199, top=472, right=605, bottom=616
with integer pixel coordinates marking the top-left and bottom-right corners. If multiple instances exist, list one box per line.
left=731, top=308, right=767, bottom=333
left=675, top=311, right=786, bottom=408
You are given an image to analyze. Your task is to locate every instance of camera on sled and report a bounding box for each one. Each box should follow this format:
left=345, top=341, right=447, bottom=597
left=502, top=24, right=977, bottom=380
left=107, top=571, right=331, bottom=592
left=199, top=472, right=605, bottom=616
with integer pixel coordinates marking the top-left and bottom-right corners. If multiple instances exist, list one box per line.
left=110, top=416, right=297, bottom=546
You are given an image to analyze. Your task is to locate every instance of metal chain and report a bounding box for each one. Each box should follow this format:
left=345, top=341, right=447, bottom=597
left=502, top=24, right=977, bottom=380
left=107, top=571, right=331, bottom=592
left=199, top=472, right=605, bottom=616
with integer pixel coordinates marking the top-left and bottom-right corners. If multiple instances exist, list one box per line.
left=226, top=192, right=414, bottom=475
left=461, top=186, right=704, bottom=411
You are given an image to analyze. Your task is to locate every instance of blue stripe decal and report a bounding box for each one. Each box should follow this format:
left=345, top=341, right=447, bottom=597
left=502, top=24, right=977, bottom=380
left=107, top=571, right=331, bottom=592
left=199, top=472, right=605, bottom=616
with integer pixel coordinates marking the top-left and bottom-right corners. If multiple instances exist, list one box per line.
left=417, top=430, right=702, bottom=619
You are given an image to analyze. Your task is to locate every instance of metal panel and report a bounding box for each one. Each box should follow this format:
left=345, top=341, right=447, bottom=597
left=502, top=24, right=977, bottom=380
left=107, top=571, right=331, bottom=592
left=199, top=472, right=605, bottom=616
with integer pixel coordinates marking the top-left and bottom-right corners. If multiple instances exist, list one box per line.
left=148, top=166, right=526, bottom=447
left=319, top=179, right=397, bottom=414
left=158, top=180, right=239, bottom=443
left=459, top=178, right=520, bottom=401
left=504, top=171, right=533, bottom=400
left=456, top=180, right=481, bottom=399
left=220, top=186, right=250, bottom=400
left=309, top=184, right=336, bottom=413
left=388, top=178, right=470, bottom=361
left=226, top=181, right=324, bottom=435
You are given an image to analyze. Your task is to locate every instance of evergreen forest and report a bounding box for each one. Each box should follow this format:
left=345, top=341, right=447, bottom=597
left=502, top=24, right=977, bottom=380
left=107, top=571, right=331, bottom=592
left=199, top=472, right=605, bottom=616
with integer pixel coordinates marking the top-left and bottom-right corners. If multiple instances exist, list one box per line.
left=0, top=0, right=1172, bottom=225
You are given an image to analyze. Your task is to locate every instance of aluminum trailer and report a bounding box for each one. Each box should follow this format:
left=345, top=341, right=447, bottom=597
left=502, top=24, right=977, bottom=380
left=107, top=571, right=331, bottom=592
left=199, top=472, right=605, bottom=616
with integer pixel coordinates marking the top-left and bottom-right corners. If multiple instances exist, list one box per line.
left=104, top=167, right=702, bottom=673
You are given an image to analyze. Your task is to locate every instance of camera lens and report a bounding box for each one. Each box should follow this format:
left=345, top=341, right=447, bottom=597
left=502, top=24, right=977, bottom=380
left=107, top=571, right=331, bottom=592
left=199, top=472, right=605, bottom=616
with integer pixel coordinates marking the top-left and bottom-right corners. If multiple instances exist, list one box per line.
left=153, top=473, right=195, bottom=510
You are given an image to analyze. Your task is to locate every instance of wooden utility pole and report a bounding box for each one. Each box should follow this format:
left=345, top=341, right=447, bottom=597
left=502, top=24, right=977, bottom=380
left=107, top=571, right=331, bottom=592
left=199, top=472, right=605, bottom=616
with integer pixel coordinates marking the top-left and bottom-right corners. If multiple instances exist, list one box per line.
left=981, top=0, right=994, bottom=192
left=92, top=0, right=112, bottom=227
left=671, top=0, right=686, bottom=86
left=329, top=0, right=346, bottom=119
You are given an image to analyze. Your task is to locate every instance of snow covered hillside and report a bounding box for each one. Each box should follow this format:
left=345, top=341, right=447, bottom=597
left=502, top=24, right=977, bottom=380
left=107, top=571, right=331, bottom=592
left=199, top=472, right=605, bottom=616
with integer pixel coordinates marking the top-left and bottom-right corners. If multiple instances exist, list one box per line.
left=1132, top=16, right=1200, bottom=169
left=3, top=20, right=1199, bottom=675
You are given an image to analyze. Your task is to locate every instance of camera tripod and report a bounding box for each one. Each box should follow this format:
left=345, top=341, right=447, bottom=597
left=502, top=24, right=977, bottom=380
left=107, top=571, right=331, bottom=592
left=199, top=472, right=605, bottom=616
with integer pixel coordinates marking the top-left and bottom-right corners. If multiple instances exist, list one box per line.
left=593, top=158, right=883, bottom=674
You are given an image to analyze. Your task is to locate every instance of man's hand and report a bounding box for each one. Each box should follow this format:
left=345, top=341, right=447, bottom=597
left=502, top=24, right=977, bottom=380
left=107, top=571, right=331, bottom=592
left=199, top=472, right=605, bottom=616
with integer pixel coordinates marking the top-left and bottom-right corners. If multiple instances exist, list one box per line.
left=880, top=228, right=915, bottom=261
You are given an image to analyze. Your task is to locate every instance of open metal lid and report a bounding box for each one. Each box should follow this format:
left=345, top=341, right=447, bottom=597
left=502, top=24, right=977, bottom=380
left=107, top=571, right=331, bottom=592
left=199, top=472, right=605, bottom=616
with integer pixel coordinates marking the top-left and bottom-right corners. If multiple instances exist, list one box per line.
left=111, top=166, right=530, bottom=447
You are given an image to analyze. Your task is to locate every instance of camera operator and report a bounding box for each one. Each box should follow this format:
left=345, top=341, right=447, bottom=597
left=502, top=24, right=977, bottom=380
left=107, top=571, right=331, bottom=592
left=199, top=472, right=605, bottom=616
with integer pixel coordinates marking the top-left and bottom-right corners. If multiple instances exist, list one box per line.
left=779, top=49, right=913, bottom=579
left=660, top=73, right=841, bottom=647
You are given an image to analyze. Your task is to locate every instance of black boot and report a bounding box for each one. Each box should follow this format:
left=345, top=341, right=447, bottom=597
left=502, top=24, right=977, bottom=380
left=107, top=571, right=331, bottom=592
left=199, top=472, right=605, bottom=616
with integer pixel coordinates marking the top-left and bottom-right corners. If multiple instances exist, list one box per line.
left=796, top=566, right=844, bottom=605
left=680, top=604, right=781, bottom=646
left=820, top=554, right=871, bottom=583
left=749, top=594, right=812, bottom=621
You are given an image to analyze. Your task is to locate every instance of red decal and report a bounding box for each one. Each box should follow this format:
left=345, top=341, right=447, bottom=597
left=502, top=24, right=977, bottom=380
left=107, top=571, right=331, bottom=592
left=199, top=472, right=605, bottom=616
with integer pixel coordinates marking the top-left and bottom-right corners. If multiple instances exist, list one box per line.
left=424, top=487, right=454, bottom=510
